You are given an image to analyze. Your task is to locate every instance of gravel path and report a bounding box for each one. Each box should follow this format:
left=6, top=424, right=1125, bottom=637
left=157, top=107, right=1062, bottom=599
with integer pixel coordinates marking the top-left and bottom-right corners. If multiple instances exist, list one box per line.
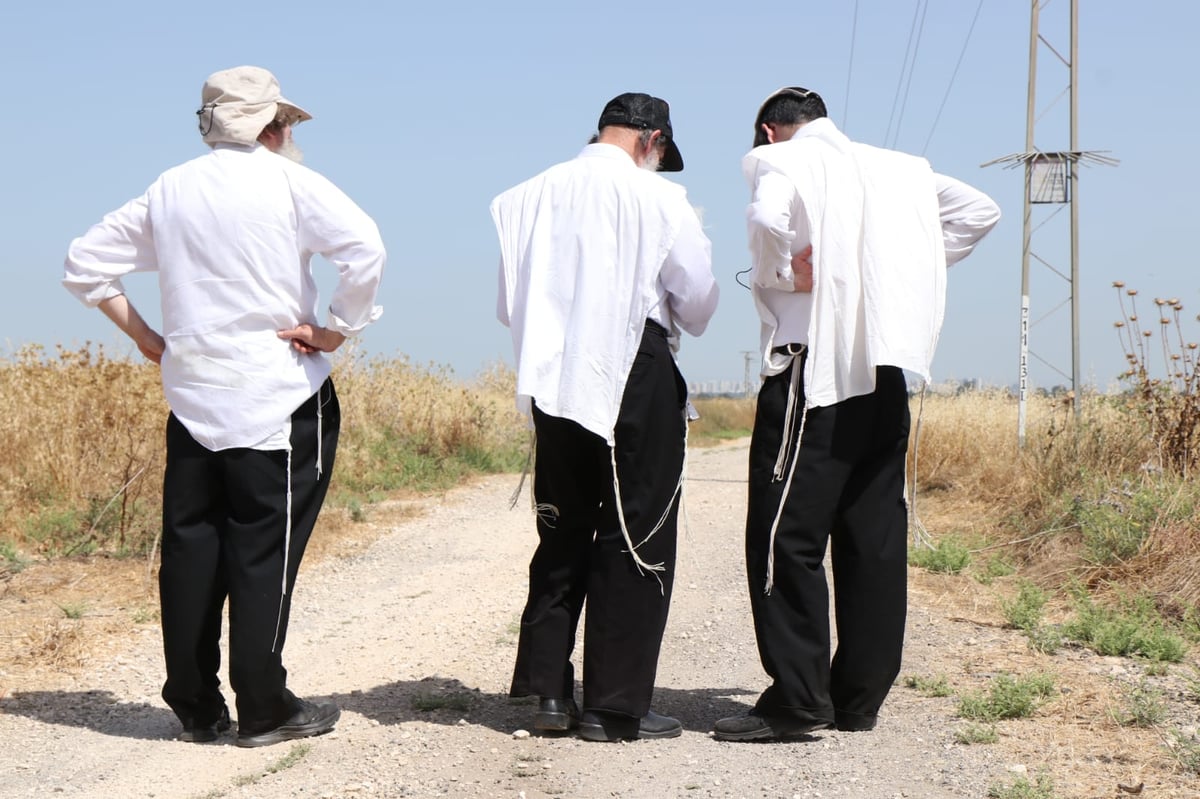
left=0, top=440, right=1177, bottom=798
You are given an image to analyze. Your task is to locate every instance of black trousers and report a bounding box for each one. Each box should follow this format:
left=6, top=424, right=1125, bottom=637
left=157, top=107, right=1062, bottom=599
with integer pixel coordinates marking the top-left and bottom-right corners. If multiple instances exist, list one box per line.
left=510, top=322, right=687, bottom=718
left=159, top=379, right=339, bottom=734
left=745, top=361, right=909, bottom=729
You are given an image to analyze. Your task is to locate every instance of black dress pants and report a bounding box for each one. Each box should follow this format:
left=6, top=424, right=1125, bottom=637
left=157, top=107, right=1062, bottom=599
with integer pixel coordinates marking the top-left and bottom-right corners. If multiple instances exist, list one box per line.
left=745, top=361, right=909, bottom=729
left=510, top=322, right=686, bottom=718
left=159, top=379, right=339, bottom=733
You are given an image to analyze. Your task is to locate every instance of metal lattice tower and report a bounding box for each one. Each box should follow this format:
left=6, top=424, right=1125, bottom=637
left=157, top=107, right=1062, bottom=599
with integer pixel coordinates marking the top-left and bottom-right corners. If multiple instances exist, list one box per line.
left=983, top=0, right=1116, bottom=447
left=741, top=350, right=758, bottom=397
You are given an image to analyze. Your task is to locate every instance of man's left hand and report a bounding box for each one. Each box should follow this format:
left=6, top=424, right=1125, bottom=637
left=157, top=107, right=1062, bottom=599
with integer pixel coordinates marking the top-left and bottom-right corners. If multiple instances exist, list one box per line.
left=277, top=324, right=347, bottom=354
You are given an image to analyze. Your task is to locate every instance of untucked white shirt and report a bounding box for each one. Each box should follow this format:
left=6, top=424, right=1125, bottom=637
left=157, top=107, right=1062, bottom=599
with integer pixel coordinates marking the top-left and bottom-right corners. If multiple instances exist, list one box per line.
left=63, top=143, right=386, bottom=451
left=744, top=118, right=1000, bottom=406
left=492, top=143, right=719, bottom=444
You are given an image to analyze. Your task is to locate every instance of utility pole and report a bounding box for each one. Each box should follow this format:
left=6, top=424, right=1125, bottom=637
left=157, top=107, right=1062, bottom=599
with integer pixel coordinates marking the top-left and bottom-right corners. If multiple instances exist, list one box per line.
left=984, top=0, right=1115, bottom=447
left=741, top=350, right=758, bottom=398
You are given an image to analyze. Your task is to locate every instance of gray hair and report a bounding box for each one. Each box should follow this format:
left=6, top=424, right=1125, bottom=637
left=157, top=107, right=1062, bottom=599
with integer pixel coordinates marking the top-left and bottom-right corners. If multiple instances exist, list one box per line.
left=588, top=129, right=658, bottom=147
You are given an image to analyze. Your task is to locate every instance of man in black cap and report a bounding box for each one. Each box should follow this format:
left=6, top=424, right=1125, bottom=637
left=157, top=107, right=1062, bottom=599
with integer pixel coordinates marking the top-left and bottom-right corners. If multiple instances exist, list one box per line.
left=491, top=92, right=718, bottom=742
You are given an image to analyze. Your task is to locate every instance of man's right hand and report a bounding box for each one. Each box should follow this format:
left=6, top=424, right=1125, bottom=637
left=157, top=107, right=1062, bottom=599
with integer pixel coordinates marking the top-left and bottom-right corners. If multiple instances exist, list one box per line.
left=792, top=245, right=813, bottom=293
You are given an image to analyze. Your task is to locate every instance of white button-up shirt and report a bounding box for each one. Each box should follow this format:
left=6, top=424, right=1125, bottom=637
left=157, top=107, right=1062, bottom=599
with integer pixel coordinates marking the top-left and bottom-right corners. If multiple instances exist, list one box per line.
left=744, top=118, right=1000, bottom=405
left=63, top=143, right=386, bottom=451
left=492, top=143, right=719, bottom=444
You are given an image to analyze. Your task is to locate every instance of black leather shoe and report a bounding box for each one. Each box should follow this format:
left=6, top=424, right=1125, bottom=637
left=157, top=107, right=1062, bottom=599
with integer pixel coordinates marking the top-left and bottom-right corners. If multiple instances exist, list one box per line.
left=578, top=709, right=682, bottom=742
left=236, top=699, right=340, bottom=748
left=535, top=697, right=580, bottom=731
left=712, top=713, right=832, bottom=742
left=177, top=706, right=231, bottom=743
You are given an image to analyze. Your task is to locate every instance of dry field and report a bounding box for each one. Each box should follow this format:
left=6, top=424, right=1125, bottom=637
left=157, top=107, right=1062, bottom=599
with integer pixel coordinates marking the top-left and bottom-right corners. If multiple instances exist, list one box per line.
left=0, top=343, right=528, bottom=566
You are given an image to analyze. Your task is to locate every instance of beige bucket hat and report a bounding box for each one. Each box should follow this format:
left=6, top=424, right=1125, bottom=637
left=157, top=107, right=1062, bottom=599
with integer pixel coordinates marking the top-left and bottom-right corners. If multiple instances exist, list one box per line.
left=196, top=66, right=312, bottom=146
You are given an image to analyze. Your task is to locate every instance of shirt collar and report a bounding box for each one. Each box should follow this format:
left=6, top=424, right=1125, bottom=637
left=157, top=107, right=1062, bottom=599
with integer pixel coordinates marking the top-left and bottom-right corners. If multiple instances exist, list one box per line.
left=793, top=117, right=840, bottom=141
left=789, top=117, right=852, bottom=153
left=578, top=142, right=637, bottom=166
left=211, top=141, right=263, bottom=154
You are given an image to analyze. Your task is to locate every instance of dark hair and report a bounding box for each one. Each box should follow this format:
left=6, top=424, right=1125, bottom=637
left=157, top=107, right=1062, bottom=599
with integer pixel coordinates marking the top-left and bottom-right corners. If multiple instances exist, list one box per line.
left=753, top=87, right=827, bottom=147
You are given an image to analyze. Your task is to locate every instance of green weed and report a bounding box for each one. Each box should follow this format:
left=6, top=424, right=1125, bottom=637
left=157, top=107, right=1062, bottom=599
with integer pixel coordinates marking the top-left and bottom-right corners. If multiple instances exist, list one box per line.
left=57, top=601, right=87, bottom=620
left=1061, top=593, right=1186, bottom=662
left=266, top=743, right=312, bottom=774
left=958, top=673, right=1056, bottom=721
left=1025, top=626, right=1062, bottom=656
left=987, top=772, right=1055, bottom=799
left=954, top=722, right=998, bottom=745
left=1001, top=580, right=1046, bottom=631
left=904, top=674, right=953, bottom=697
left=975, top=555, right=1016, bottom=585
left=909, top=538, right=971, bottom=574
left=1182, top=666, right=1200, bottom=703
left=1110, top=682, right=1168, bottom=727
left=1168, top=729, right=1200, bottom=775
left=0, top=540, right=27, bottom=573
left=1069, top=487, right=1158, bottom=564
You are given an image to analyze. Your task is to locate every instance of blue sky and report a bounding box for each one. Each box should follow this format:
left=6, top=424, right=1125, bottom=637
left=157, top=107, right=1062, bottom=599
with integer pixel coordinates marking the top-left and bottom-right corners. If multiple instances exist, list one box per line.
left=2, top=0, right=1195, bottom=391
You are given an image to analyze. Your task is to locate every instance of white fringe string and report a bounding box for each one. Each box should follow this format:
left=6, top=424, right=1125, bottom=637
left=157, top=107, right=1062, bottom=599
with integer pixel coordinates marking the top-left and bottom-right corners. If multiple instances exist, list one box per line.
left=772, top=359, right=804, bottom=481
left=764, top=402, right=807, bottom=595
left=509, top=429, right=535, bottom=510
left=609, top=446, right=667, bottom=595
left=272, top=447, right=294, bottom=653
left=315, top=387, right=324, bottom=479
left=509, top=399, right=687, bottom=597
left=909, top=381, right=933, bottom=549
left=633, top=408, right=689, bottom=551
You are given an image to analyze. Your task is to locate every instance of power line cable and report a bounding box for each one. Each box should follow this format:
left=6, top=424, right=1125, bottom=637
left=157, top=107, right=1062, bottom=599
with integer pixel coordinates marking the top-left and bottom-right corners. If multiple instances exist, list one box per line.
left=842, top=0, right=860, bottom=130
left=921, top=0, right=986, bottom=156
left=890, top=0, right=931, bottom=150
left=884, top=1, right=924, bottom=147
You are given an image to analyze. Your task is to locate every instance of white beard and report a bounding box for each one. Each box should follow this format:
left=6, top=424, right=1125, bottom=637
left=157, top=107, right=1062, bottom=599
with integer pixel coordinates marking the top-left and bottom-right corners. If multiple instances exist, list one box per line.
left=640, top=148, right=661, bottom=172
left=275, top=137, right=304, bottom=164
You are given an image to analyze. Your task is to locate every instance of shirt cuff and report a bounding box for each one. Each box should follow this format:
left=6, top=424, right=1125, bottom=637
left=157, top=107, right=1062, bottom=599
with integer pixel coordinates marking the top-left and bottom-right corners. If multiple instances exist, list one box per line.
left=326, top=305, right=383, bottom=336
left=67, top=279, right=127, bottom=308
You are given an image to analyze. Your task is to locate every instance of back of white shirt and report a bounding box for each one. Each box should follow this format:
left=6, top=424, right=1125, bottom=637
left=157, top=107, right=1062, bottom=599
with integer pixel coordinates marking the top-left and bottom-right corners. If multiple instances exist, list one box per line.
left=64, top=144, right=385, bottom=450
left=492, top=143, right=717, bottom=444
left=744, top=119, right=1000, bottom=403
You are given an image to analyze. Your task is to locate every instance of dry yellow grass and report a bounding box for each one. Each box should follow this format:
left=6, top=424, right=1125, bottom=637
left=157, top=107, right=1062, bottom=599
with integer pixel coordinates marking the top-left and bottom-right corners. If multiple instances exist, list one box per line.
left=0, top=344, right=526, bottom=560
left=0, top=343, right=166, bottom=557
left=4, top=347, right=1196, bottom=612
left=910, top=389, right=1200, bottom=609
left=689, top=396, right=756, bottom=444
left=693, top=389, right=1200, bottom=608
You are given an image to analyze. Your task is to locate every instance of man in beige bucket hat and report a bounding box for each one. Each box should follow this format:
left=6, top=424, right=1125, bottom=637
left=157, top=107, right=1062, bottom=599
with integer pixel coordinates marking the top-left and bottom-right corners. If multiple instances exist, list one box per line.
left=63, top=66, right=386, bottom=747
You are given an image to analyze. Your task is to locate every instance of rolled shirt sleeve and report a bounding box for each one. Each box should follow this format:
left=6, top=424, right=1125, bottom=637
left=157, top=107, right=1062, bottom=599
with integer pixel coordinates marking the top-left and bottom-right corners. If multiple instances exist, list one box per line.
left=746, top=168, right=804, bottom=292
left=62, top=193, right=158, bottom=306
left=936, top=173, right=1001, bottom=267
left=294, top=173, right=386, bottom=336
